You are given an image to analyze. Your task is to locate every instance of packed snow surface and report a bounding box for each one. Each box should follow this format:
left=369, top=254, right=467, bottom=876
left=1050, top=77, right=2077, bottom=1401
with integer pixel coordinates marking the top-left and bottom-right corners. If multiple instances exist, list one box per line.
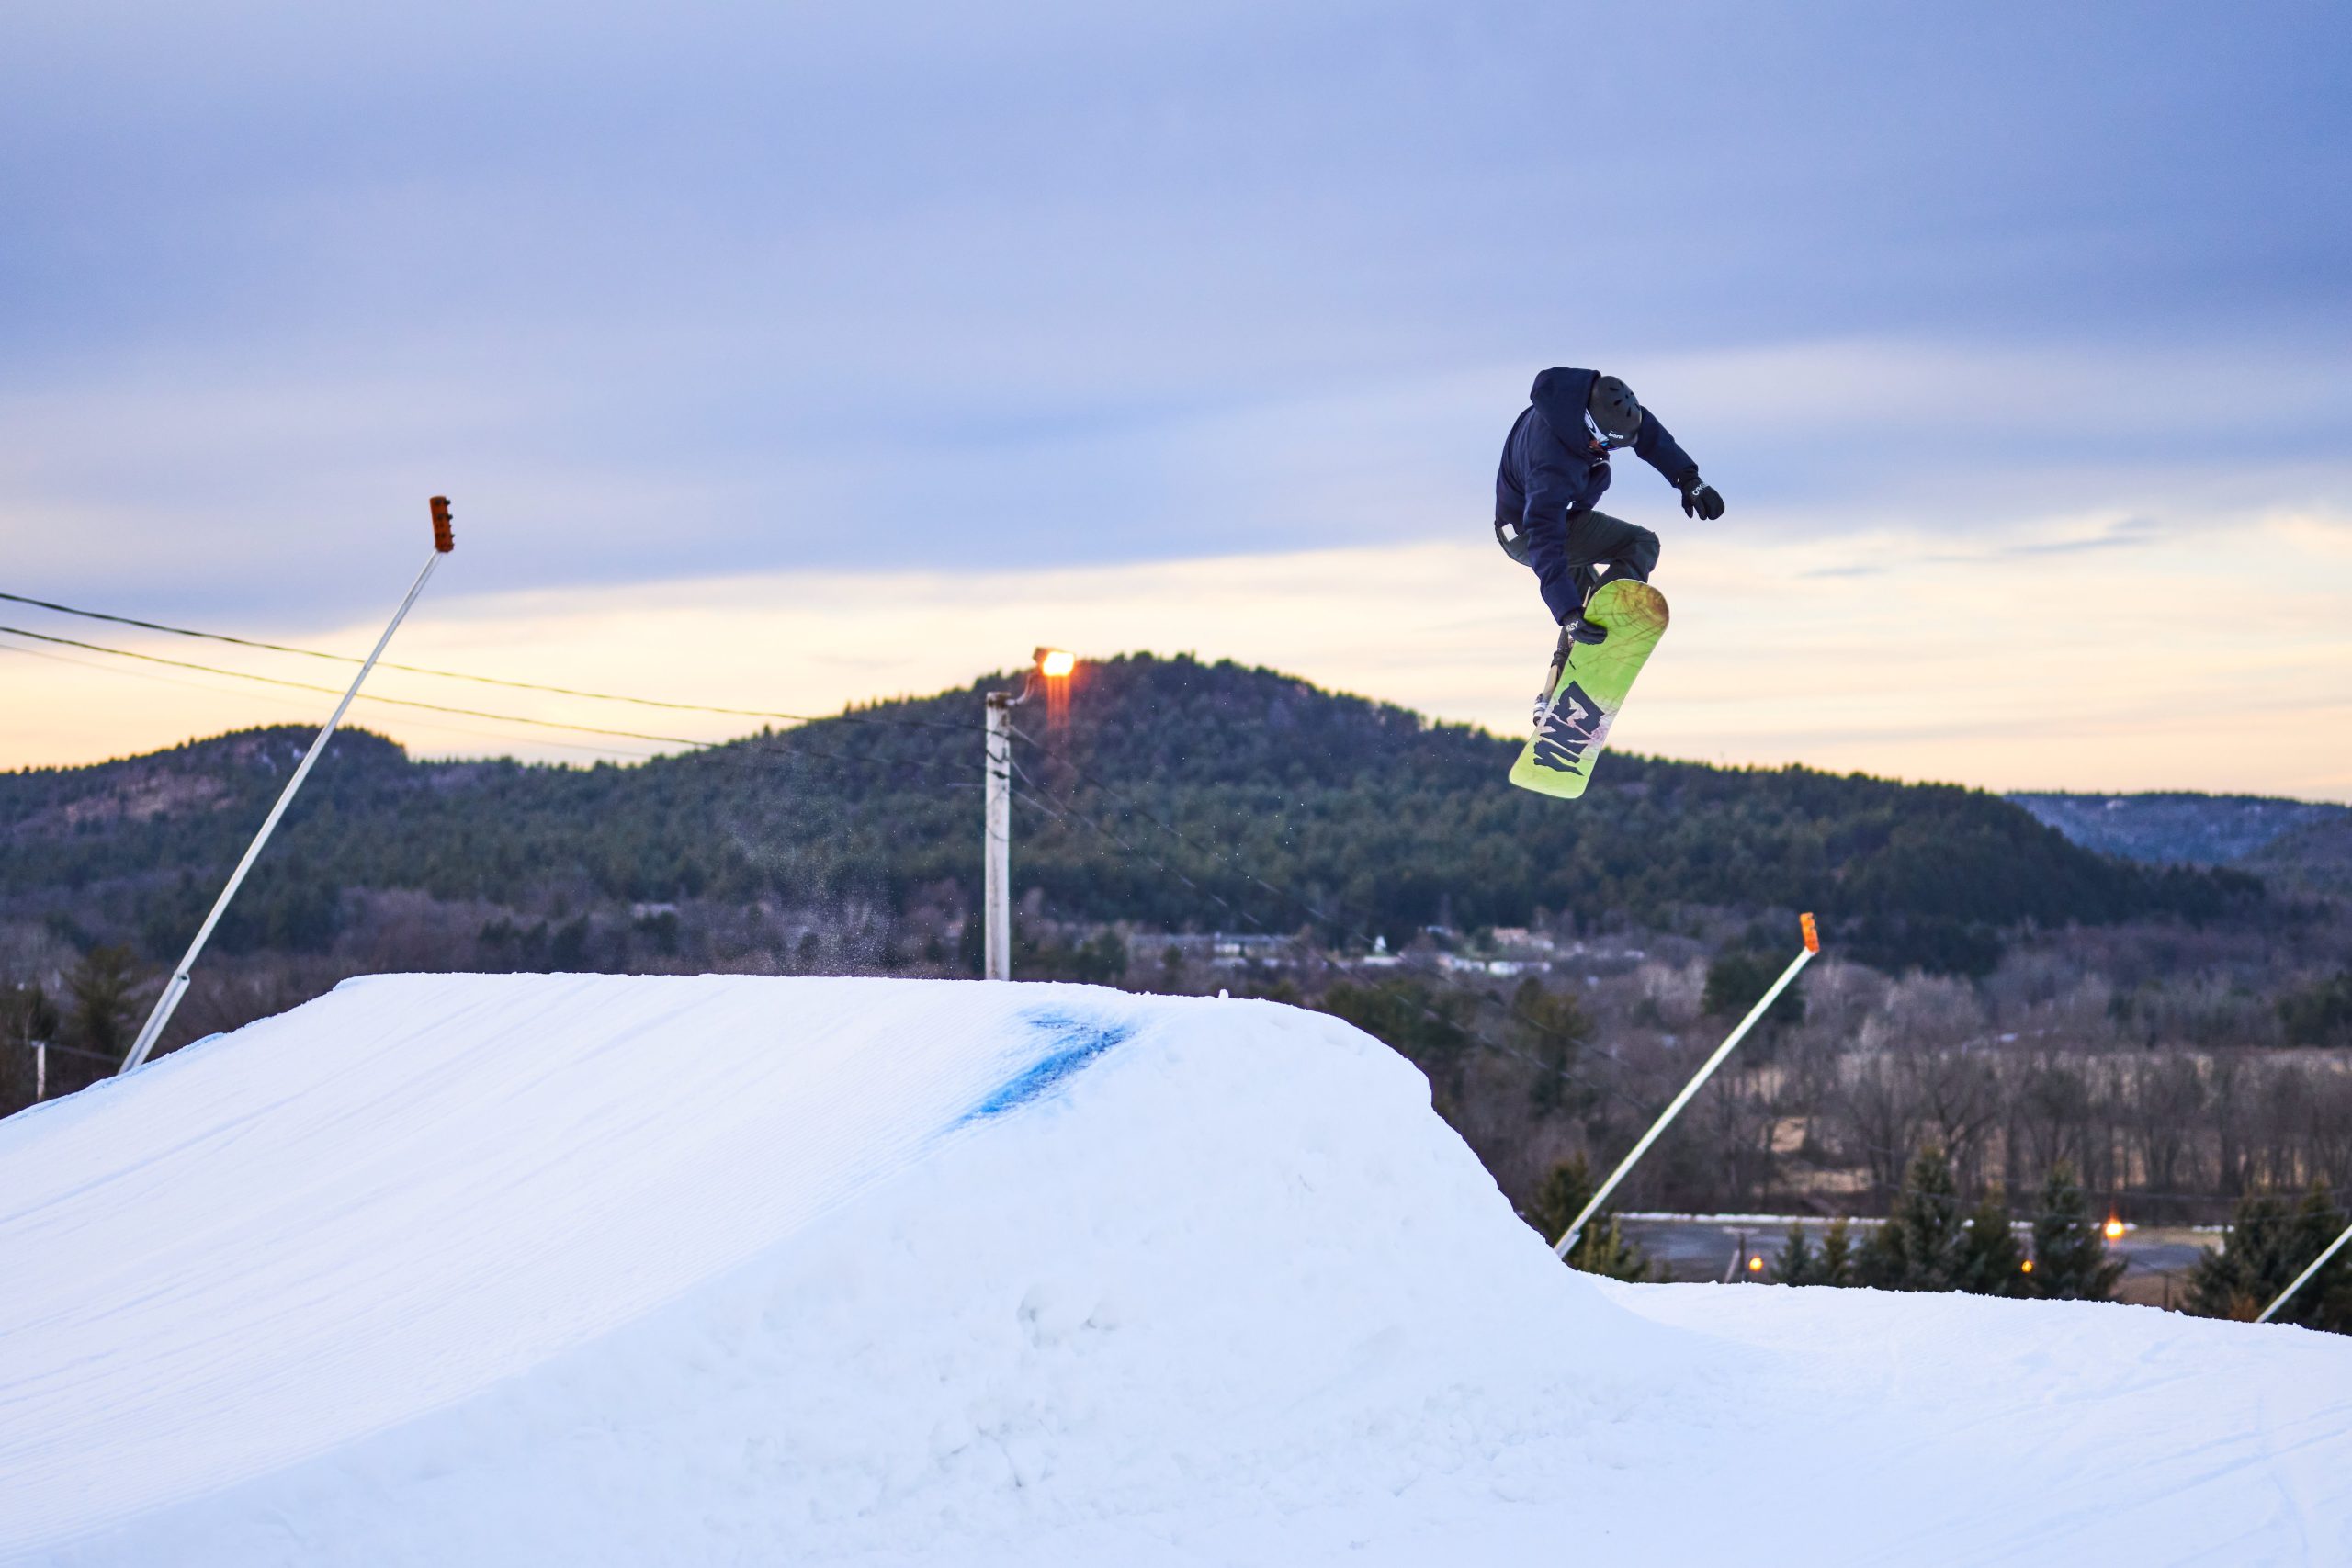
left=4, top=975, right=2349, bottom=1565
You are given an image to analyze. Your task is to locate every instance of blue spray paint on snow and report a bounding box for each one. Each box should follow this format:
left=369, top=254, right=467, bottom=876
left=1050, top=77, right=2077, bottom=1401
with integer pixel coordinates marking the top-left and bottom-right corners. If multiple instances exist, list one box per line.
left=960, top=1010, right=1137, bottom=1124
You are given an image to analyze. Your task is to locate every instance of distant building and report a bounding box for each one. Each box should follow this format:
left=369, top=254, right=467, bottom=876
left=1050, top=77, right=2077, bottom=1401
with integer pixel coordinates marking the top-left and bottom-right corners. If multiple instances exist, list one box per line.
left=1128, top=931, right=1300, bottom=970
left=1438, top=954, right=1553, bottom=977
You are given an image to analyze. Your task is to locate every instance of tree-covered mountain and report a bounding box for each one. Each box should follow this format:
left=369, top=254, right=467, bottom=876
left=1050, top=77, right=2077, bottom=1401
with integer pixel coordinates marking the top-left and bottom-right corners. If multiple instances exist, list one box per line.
left=2009, top=791, right=2348, bottom=869
left=2237, top=814, right=2352, bottom=899
left=3, top=654, right=2266, bottom=980
left=10, top=656, right=2345, bottom=1251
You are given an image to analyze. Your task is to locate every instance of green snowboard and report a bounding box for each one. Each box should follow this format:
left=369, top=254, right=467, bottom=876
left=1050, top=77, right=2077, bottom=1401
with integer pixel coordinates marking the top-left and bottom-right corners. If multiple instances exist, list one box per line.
left=1508, top=579, right=1670, bottom=799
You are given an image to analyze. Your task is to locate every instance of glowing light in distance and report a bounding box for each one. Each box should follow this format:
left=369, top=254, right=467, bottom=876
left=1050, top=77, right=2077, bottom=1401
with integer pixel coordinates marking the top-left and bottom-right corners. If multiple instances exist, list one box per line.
left=1038, top=649, right=1077, bottom=678
left=2104, top=1216, right=2126, bottom=1241
left=1747, top=1256, right=1764, bottom=1273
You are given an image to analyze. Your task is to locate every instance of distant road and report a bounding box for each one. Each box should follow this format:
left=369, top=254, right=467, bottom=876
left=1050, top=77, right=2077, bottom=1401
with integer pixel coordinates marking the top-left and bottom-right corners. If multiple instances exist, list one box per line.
left=1620, top=1214, right=2212, bottom=1307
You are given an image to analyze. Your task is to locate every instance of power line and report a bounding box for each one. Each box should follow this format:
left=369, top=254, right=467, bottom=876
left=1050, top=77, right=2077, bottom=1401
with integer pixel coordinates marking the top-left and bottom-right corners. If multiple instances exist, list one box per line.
left=1, top=637, right=684, bottom=763
left=5, top=625, right=985, bottom=788
left=0, top=589, right=969, bottom=733
left=1, top=624, right=727, bottom=748
left=4, top=624, right=999, bottom=824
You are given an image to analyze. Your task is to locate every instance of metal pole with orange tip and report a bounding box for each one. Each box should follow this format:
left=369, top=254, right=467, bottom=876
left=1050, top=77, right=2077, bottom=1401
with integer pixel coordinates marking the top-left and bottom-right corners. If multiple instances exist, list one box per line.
left=119, top=499, right=458, bottom=1073
left=1552, top=911, right=1823, bottom=1260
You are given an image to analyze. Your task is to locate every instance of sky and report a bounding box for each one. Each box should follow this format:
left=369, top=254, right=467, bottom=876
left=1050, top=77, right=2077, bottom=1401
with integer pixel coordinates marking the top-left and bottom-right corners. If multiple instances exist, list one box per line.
left=4, top=1, right=2347, bottom=797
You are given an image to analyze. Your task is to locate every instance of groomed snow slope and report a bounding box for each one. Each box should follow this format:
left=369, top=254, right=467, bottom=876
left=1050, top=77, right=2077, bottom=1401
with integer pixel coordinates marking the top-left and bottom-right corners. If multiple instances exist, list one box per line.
left=3, top=976, right=2348, bottom=1566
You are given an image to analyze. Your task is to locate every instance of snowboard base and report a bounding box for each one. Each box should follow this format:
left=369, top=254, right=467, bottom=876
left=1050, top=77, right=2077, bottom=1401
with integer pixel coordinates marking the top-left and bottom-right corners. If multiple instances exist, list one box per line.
left=1508, top=579, right=1669, bottom=800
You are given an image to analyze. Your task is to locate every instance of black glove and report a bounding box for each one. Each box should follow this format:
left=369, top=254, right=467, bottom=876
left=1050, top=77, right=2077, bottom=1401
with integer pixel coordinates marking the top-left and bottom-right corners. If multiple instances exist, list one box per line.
left=1678, top=473, right=1725, bottom=521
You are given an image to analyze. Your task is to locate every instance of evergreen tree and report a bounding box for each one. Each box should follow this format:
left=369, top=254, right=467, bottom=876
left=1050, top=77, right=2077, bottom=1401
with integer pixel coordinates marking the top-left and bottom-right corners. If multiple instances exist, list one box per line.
left=1570, top=1213, right=1651, bottom=1283
left=1859, top=1145, right=1963, bottom=1292
left=2187, top=1183, right=2352, bottom=1332
left=1702, top=946, right=1806, bottom=1027
left=1816, top=1216, right=1857, bottom=1287
left=1513, top=977, right=1592, bottom=1115
left=1772, top=1221, right=1817, bottom=1285
left=64, top=944, right=141, bottom=1062
left=1527, top=1155, right=1650, bottom=1282
left=1954, top=1187, right=2029, bottom=1297
left=2028, top=1162, right=2125, bottom=1302
left=2278, top=968, right=2352, bottom=1048
left=1318, top=980, right=1471, bottom=1105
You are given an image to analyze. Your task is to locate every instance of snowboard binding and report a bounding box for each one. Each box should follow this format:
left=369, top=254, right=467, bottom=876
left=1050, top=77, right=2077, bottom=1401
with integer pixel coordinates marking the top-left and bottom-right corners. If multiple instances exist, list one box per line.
left=1532, top=606, right=1608, bottom=726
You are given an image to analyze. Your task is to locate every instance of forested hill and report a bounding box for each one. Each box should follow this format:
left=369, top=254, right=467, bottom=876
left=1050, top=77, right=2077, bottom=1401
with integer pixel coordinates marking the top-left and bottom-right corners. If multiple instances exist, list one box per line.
left=3, top=653, right=2264, bottom=976
left=2008, top=791, right=2349, bottom=868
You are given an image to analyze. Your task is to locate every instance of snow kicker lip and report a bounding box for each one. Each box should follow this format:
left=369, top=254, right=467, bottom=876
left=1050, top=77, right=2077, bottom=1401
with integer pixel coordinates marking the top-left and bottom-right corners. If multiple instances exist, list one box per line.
left=960, top=1010, right=1139, bottom=1123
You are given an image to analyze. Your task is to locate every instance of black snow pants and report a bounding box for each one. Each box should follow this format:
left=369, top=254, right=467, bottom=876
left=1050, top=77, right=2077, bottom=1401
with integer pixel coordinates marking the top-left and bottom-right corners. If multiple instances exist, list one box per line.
left=1496, top=507, right=1659, bottom=623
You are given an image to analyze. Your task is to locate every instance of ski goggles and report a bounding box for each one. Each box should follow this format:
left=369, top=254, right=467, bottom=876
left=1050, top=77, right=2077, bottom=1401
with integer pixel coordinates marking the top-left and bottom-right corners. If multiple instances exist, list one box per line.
left=1583, top=409, right=1639, bottom=451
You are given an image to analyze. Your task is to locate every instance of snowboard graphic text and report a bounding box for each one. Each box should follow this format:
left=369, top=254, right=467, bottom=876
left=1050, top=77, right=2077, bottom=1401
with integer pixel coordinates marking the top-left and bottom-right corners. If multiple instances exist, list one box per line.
left=1530, top=682, right=1608, bottom=774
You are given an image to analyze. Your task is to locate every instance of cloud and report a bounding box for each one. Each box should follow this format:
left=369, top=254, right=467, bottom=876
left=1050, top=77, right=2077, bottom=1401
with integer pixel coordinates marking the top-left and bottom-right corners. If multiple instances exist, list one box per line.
left=1996, top=516, right=2164, bottom=557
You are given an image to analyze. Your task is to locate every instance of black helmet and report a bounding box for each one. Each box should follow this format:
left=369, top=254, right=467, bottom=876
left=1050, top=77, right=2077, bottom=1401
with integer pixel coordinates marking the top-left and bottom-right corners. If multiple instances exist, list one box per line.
left=1587, top=375, right=1643, bottom=448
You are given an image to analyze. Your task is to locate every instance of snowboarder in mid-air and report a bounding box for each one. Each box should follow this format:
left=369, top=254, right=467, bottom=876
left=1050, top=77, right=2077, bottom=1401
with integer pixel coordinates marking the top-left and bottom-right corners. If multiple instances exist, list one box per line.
left=1494, top=367, right=1724, bottom=643
left=1494, top=368, right=1724, bottom=799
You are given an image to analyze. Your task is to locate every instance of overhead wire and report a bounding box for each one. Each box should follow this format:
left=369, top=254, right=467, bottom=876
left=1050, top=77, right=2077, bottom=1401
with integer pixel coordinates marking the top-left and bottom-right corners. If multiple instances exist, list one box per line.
left=0, top=589, right=970, bottom=732
left=1, top=636, right=683, bottom=762
left=4, top=571, right=1045, bottom=818
left=2, top=623, right=724, bottom=748
left=2, top=623, right=986, bottom=793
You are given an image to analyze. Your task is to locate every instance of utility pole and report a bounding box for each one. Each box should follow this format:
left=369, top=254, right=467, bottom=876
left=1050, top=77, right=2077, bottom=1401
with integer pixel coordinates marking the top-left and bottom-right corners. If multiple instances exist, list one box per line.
left=984, top=690, right=1014, bottom=981
left=979, top=649, right=1076, bottom=984
left=119, top=498, right=458, bottom=1073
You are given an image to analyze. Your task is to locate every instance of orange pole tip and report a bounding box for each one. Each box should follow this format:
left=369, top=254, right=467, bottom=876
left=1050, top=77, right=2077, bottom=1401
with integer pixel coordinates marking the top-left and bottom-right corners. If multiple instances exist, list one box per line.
left=429, top=495, right=455, bottom=553
left=1800, top=912, right=1820, bottom=953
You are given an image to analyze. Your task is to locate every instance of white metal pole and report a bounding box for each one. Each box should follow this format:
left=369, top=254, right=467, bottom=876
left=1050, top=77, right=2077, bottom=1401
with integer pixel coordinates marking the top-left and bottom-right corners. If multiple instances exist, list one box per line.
left=34, top=1041, right=45, bottom=1103
left=1554, top=913, right=1821, bottom=1259
left=2257, top=1219, right=2352, bottom=1325
left=119, top=500, right=457, bottom=1073
left=984, top=691, right=1012, bottom=981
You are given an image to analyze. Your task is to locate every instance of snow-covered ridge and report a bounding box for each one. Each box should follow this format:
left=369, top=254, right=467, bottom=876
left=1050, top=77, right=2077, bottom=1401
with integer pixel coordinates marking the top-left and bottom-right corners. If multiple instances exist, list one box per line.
left=5, top=975, right=2349, bottom=1565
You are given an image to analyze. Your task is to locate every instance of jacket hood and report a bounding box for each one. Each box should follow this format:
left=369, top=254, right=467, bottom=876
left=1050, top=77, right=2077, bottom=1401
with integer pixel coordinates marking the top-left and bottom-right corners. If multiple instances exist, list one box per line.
left=1530, top=367, right=1600, bottom=443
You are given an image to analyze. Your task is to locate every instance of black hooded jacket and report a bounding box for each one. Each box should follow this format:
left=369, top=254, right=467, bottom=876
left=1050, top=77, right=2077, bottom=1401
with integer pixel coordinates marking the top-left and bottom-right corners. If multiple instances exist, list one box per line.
left=1495, top=367, right=1698, bottom=615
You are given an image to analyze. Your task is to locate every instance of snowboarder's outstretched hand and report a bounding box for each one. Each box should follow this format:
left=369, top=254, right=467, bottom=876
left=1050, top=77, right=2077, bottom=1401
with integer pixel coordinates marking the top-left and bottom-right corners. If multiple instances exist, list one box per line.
left=1677, top=472, right=1725, bottom=521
